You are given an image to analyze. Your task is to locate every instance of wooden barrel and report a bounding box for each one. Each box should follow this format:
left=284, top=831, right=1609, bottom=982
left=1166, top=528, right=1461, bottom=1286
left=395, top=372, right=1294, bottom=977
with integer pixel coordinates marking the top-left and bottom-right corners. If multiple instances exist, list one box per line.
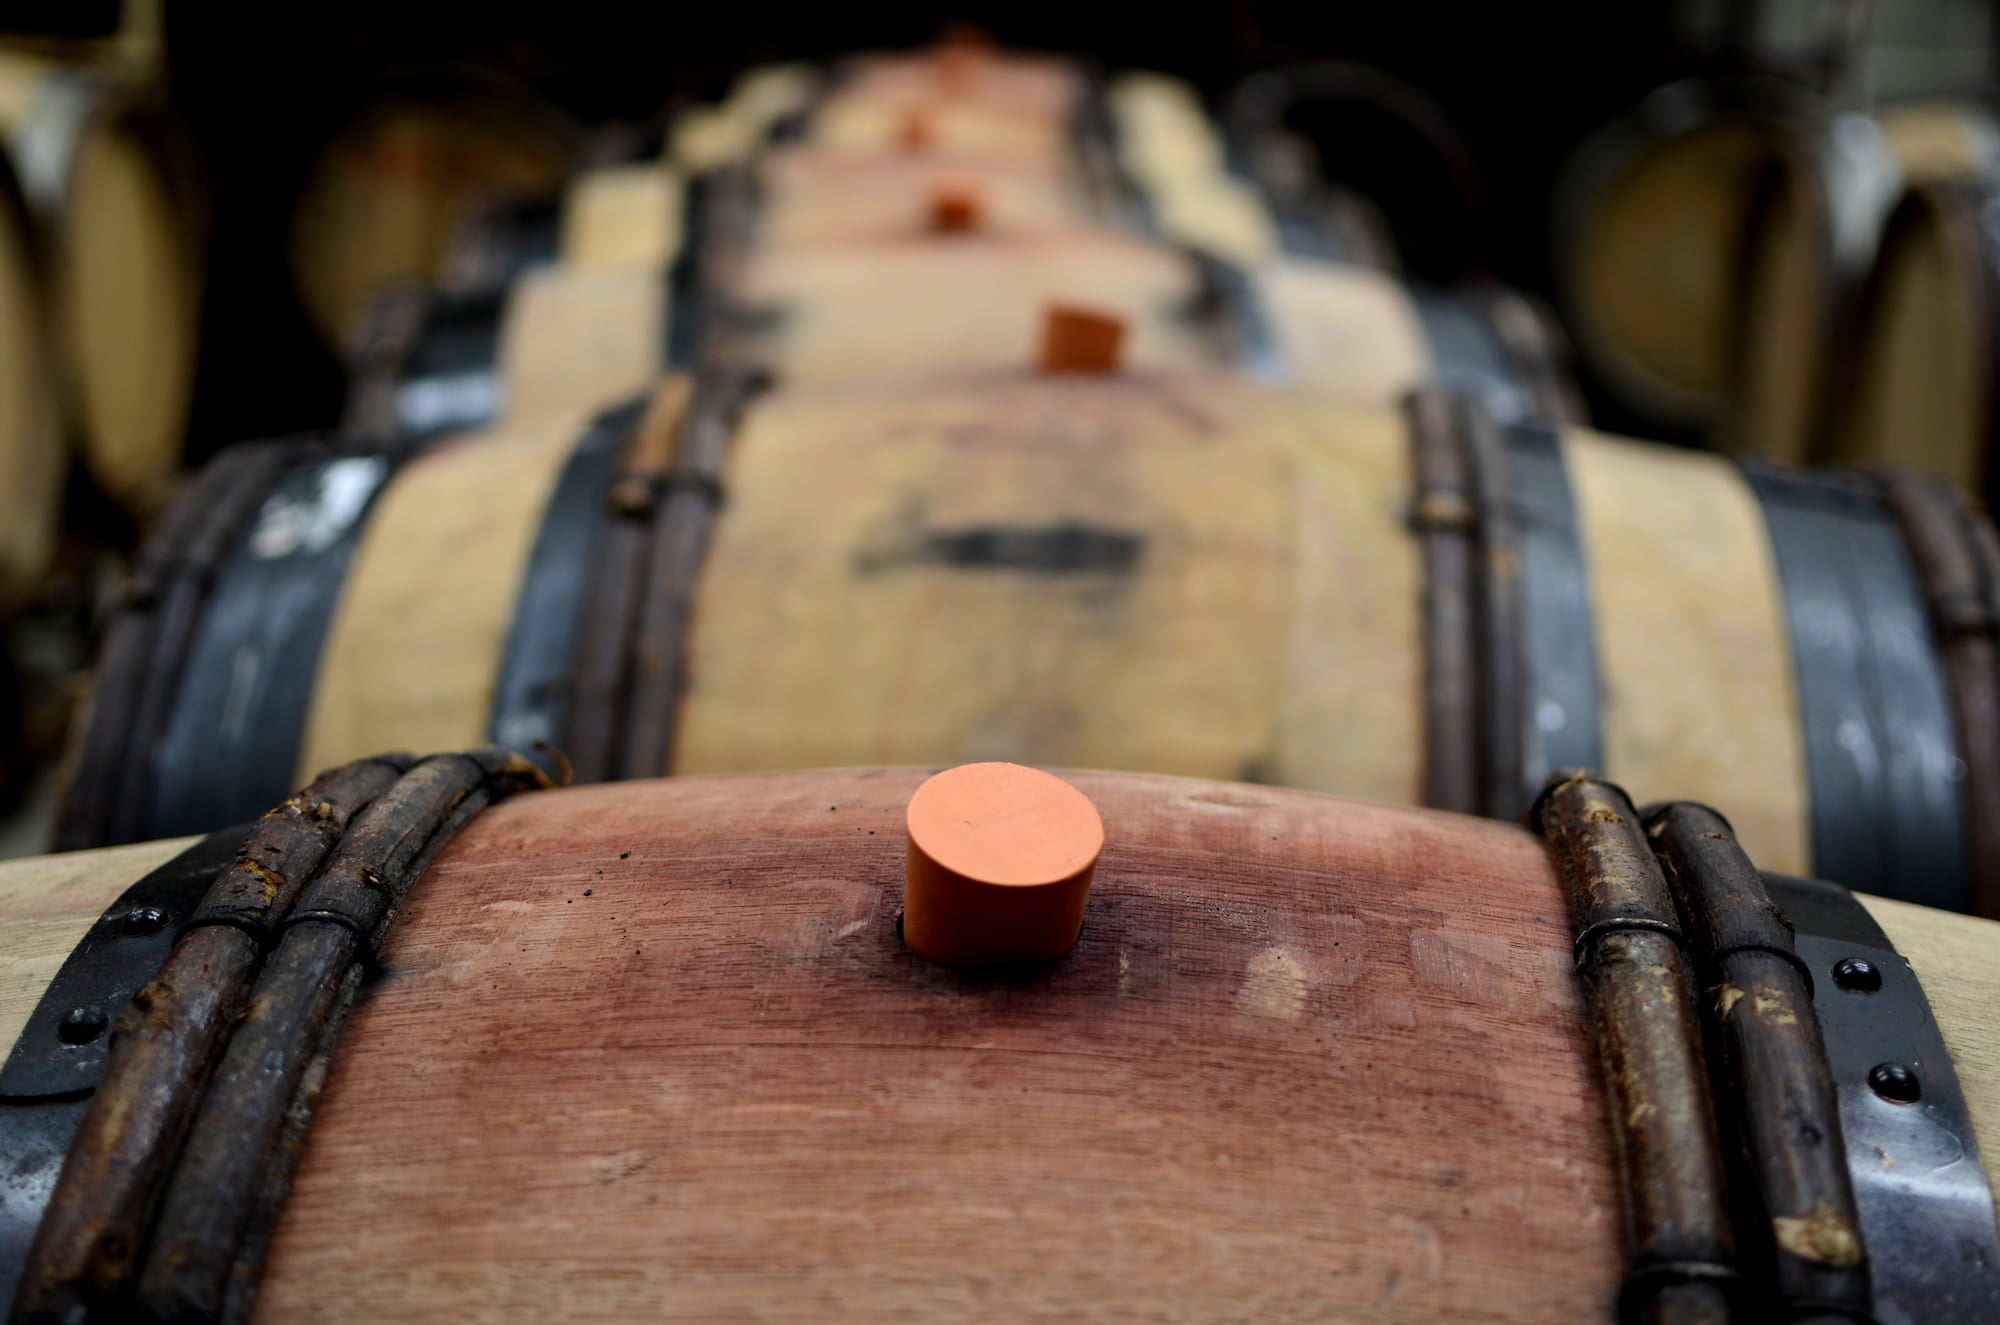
left=1736, top=100, right=1998, bottom=464
left=0, top=48, right=199, bottom=515
left=366, top=154, right=1578, bottom=445
left=809, top=48, right=1081, bottom=162
left=0, top=137, right=62, bottom=611
left=3, top=766, right=1997, bottom=1319
left=1558, top=79, right=1808, bottom=432
left=291, top=76, right=575, bottom=352
left=1829, top=171, right=2000, bottom=506
left=54, top=366, right=1999, bottom=915
left=669, top=62, right=817, bottom=174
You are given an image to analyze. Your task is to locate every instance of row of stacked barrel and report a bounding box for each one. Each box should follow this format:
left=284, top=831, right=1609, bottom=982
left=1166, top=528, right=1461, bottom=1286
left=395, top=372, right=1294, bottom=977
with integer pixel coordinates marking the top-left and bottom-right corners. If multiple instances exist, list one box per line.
left=1562, top=76, right=2000, bottom=504
left=5, top=40, right=1999, bottom=1325
left=0, top=8, right=195, bottom=819
left=31, top=40, right=2000, bottom=923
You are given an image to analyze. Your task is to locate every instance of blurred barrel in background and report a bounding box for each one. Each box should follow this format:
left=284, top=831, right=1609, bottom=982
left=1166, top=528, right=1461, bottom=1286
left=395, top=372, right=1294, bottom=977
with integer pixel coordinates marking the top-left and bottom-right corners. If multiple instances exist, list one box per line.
left=356, top=65, right=1579, bottom=446
left=0, top=47, right=198, bottom=517
left=668, top=63, right=816, bottom=173
left=1556, top=79, right=1805, bottom=436
left=0, top=134, right=62, bottom=611
left=1737, top=98, right=1998, bottom=465
left=289, top=71, right=577, bottom=354
left=1831, top=171, right=2000, bottom=506
left=1560, top=77, right=2000, bottom=454
left=51, top=367, right=1997, bottom=916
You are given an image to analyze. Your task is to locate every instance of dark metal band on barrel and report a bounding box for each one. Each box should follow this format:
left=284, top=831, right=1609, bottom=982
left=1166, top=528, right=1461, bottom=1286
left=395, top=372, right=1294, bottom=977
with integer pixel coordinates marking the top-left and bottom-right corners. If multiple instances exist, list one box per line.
left=1407, top=387, right=1525, bottom=820
left=1742, top=460, right=1970, bottom=910
left=1470, top=285, right=1586, bottom=429
left=10, top=748, right=555, bottom=1325
left=617, top=372, right=759, bottom=780
left=1873, top=464, right=2000, bottom=919
left=1184, top=249, right=1281, bottom=377
left=1070, top=67, right=1157, bottom=238
left=1530, top=773, right=1738, bottom=1325
left=565, top=166, right=762, bottom=785
left=54, top=442, right=303, bottom=851
left=1643, top=803, right=1871, bottom=1322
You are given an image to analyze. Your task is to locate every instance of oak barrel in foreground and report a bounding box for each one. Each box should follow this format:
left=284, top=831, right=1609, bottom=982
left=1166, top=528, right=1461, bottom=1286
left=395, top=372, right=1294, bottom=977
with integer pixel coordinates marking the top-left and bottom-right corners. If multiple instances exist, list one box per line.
left=4, top=766, right=1998, bottom=1321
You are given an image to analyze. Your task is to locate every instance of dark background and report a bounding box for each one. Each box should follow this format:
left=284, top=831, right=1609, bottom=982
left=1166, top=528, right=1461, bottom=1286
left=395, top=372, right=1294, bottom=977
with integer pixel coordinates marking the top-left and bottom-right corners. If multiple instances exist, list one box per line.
left=108, top=2, right=1978, bottom=450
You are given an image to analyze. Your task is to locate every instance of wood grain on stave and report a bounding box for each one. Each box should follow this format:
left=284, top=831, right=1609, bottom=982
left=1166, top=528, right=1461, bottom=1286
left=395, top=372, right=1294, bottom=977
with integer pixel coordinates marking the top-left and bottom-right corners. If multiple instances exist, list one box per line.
left=258, top=771, right=1620, bottom=1322
left=2, top=772, right=1994, bottom=1320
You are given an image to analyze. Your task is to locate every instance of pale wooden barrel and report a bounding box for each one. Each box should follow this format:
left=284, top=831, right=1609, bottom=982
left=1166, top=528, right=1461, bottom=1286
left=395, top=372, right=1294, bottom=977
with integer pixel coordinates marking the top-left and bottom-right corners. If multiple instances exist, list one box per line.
left=291, top=78, right=575, bottom=352
left=810, top=47, right=1080, bottom=162
left=348, top=158, right=685, bottom=443
left=0, top=144, right=62, bottom=610
left=55, top=368, right=1993, bottom=915
left=0, top=48, right=198, bottom=516
left=374, top=157, right=1576, bottom=445
left=3, top=768, right=1997, bottom=1320
left=669, top=63, right=818, bottom=174
left=1830, top=171, right=2000, bottom=506
left=1735, top=100, right=1998, bottom=465
left=1558, top=80, right=1809, bottom=433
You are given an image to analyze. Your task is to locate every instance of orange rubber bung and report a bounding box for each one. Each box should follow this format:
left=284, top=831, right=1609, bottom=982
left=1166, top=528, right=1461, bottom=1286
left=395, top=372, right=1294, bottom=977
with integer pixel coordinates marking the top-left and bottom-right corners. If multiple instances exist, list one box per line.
left=903, top=762, right=1104, bottom=966
left=928, top=180, right=983, bottom=234
left=1038, top=303, right=1125, bottom=375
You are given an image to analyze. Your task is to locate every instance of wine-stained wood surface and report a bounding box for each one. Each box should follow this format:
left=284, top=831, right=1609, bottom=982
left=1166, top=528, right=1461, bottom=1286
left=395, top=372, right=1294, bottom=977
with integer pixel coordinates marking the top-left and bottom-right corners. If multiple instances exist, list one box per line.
left=270, top=771, right=1624, bottom=1321
left=758, top=148, right=1088, bottom=251
left=810, top=94, right=1069, bottom=162
left=745, top=229, right=1211, bottom=385
left=842, top=50, right=1078, bottom=124
left=295, top=413, right=585, bottom=779
left=0, top=772, right=1906, bottom=1318
left=1565, top=429, right=1811, bottom=872
left=3, top=774, right=1990, bottom=1320
left=677, top=372, right=1425, bottom=803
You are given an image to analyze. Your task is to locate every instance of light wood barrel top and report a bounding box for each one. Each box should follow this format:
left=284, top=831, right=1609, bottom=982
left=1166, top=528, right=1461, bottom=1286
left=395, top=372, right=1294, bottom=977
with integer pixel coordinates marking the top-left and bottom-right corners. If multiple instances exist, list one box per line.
left=1566, top=428, right=1811, bottom=873
left=296, top=411, right=589, bottom=779
left=744, top=228, right=1211, bottom=385
left=758, top=147, right=1089, bottom=250
left=677, top=371, right=1425, bottom=804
